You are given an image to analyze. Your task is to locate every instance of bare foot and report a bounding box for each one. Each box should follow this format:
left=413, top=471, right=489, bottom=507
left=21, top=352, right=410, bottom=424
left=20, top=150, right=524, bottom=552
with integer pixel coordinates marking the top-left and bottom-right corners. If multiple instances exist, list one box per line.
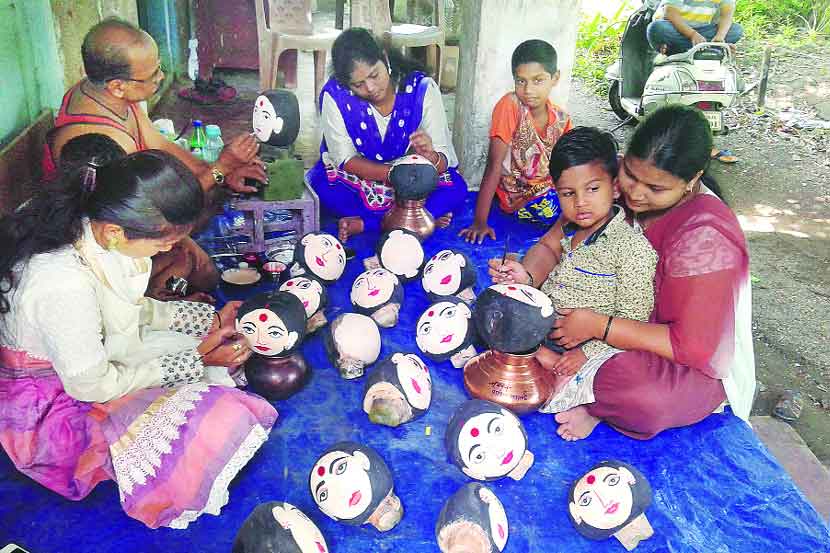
left=554, top=406, right=600, bottom=441
left=338, top=216, right=365, bottom=243
left=435, top=212, right=453, bottom=228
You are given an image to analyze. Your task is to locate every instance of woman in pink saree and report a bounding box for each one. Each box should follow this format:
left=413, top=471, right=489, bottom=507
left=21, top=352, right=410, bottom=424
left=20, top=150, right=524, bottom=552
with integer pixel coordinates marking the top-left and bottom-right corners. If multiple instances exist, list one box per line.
left=491, top=104, right=755, bottom=440
left=0, top=150, right=276, bottom=528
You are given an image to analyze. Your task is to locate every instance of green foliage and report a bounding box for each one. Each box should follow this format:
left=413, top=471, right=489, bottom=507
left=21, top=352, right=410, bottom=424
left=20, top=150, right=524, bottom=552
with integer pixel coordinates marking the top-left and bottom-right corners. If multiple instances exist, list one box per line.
left=573, top=3, right=632, bottom=95
left=740, top=0, right=830, bottom=36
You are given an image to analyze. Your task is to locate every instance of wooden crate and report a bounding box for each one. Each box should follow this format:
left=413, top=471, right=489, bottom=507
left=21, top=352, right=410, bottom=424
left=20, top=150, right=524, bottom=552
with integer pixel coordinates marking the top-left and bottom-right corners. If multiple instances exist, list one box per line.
left=231, top=181, right=319, bottom=253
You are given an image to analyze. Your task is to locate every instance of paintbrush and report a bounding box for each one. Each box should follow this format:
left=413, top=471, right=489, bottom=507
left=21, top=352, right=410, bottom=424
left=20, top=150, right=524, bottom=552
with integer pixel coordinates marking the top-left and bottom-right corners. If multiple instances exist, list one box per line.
left=500, top=232, right=511, bottom=268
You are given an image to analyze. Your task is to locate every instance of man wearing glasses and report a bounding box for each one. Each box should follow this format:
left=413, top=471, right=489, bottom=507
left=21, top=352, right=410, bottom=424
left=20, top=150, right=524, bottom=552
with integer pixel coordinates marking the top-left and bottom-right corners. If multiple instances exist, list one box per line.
left=44, top=18, right=266, bottom=301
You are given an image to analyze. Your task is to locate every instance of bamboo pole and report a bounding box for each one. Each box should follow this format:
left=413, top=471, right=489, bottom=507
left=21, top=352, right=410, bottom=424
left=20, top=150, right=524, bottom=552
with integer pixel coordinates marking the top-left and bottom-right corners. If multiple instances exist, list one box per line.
left=757, top=45, right=772, bottom=110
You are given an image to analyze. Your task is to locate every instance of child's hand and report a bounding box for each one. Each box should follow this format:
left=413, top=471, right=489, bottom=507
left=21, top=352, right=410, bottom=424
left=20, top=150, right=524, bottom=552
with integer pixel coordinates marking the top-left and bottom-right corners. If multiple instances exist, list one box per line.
left=459, top=221, right=496, bottom=243
left=553, top=348, right=587, bottom=377
left=487, top=258, right=530, bottom=285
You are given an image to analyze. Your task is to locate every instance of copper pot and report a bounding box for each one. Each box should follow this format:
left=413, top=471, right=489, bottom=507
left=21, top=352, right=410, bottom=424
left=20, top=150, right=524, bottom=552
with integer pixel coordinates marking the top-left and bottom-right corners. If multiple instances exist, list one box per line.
left=245, top=352, right=310, bottom=401
left=381, top=198, right=435, bottom=240
left=463, top=349, right=555, bottom=415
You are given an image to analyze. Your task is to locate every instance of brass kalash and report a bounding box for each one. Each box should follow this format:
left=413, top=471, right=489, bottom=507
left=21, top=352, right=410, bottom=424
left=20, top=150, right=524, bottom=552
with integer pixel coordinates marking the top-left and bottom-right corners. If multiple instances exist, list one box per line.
left=381, top=155, right=439, bottom=240
left=463, top=284, right=557, bottom=415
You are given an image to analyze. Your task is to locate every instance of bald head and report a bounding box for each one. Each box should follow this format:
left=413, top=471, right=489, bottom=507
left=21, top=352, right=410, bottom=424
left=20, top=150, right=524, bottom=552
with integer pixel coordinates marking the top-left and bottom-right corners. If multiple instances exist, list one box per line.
left=82, top=18, right=153, bottom=85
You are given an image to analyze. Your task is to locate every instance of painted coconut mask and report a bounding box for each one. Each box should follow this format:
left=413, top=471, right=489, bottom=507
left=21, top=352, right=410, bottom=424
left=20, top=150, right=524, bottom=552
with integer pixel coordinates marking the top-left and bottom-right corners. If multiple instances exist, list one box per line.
left=568, top=461, right=654, bottom=549
left=235, top=292, right=307, bottom=357
left=233, top=501, right=329, bottom=553
left=388, top=154, right=438, bottom=201
left=350, top=268, right=404, bottom=328
left=280, top=276, right=328, bottom=333
left=416, top=298, right=477, bottom=368
left=422, top=249, right=477, bottom=302
left=435, top=483, right=508, bottom=553
left=309, top=441, right=403, bottom=532
left=376, top=228, right=425, bottom=283
left=445, top=399, right=534, bottom=481
left=292, top=232, right=347, bottom=284
left=473, top=284, right=555, bottom=354
left=325, top=313, right=381, bottom=379
left=252, top=90, right=300, bottom=147
left=363, top=353, right=432, bottom=427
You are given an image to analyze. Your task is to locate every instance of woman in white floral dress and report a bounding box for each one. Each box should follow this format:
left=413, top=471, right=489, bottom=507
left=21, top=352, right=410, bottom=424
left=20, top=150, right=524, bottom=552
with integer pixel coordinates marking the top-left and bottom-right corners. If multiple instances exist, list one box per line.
left=0, top=148, right=277, bottom=528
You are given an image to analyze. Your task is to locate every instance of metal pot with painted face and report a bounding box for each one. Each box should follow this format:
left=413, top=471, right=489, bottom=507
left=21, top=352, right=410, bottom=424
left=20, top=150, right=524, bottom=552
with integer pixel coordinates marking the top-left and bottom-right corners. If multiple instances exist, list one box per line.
left=233, top=501, right=329, bottom=553
left=435, top=483, right=509, bottom=553
left=363, top=353, right=432, bottom=427
left=381, top=154, right=439, bottom=240
left=235, top=291, right=309, bottom=400
left=464, top=284, right=557, bottom=414
left=308, top=441, right=403, bottom=532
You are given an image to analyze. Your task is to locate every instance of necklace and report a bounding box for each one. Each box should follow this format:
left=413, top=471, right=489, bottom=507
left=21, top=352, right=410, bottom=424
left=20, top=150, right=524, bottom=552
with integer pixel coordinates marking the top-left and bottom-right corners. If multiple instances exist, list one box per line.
left=80, top=81, right=129, bottom=122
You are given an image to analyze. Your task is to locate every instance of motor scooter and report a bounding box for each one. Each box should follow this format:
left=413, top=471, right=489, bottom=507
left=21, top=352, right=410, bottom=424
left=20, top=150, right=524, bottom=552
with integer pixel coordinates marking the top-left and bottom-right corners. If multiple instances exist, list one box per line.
left=605, top=1, right=742, bottom=134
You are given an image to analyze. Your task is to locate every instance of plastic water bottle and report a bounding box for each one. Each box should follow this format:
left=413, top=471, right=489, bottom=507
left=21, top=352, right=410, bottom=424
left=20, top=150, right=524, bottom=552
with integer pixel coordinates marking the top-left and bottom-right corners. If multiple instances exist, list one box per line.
left=204, top=124, right=224, bottom=163
left=190, top=120, right=207, bottom=160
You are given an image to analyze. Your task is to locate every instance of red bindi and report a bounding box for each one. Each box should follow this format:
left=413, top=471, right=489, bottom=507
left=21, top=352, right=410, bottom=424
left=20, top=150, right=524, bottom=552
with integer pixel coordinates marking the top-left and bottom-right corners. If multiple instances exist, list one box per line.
left=259, top=99, right=264, bottom=106
left=508, top=286, right=517, bottom=291
left=259, top=313, right=268, bottom=322
left=286, top=281, right=294, bottom=286
left=317, top=466, right=325, bottom=476
left=586, top=474, right=596, bottom=485
left=428, top=311, right=434, bottom=317
left=336, top=244, right=341, bottom=249
left=470, top=427, right=479, bottom=437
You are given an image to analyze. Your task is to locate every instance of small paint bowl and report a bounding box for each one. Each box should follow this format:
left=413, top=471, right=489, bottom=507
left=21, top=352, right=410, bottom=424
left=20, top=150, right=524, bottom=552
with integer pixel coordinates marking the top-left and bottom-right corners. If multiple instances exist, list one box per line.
left=220, top=267, right=262, bottom=287
left=262, top=261, right=287, bottom=282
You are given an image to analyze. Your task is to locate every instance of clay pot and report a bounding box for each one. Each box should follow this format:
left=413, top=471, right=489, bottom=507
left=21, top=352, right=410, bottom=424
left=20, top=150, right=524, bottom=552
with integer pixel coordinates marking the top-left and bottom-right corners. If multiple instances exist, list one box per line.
left=381, top=198, right=435, bottom=241
left=245, top=352, right=310, bottom=401
left=463, top=349, right=555, bottom=415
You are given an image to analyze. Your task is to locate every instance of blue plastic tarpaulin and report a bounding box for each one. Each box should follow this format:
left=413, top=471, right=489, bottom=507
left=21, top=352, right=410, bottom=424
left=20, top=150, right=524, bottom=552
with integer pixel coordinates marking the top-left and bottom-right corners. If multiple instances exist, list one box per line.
left=1, top=194, right=828, bottom=552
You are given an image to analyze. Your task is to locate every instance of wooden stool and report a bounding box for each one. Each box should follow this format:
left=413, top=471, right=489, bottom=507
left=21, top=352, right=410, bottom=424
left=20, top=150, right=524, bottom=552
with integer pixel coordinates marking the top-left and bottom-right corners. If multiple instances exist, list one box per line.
left=232, top=182, right=320, bottom=254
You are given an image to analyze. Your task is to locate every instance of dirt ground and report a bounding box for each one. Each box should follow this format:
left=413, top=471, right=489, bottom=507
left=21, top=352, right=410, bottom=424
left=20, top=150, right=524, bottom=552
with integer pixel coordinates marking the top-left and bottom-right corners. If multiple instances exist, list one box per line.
left=567, top=39, right=830, bottom=466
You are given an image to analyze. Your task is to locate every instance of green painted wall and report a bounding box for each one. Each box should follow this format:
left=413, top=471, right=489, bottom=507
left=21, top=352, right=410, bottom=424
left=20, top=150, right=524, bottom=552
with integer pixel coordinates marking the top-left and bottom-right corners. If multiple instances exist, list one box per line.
left=0, top=0, right=64, bottom=147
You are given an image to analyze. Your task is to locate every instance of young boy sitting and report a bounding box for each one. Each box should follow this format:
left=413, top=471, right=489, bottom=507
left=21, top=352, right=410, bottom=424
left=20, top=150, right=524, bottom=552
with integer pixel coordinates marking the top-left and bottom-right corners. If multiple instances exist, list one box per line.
left=491, top=127, right=658, bottom=413
left=460, top=39, right=573, bottom=244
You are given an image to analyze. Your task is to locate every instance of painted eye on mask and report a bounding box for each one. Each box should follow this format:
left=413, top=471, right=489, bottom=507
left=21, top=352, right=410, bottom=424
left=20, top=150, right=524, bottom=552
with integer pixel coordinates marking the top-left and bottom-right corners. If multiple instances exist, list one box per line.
left=334, top=460, right=348, bottom=475
left=419, top=322, right=431, bottom=335
left=579, top=494, right=592, bottom=507
left=268, top=328, right=285, bottom=339
left=442, top=307, right=456, bottom=318
left=606, top=474, right=620, bottom=486
left=242, top=323, right=256, bottom=335
left=471, top=450, right=487, bottom=464
left=318, top=488, right=328, bottom=503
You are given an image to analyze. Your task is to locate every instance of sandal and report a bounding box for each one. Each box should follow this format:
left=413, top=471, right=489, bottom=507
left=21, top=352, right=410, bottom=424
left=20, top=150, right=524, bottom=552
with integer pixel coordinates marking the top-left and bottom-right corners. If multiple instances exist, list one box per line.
left=712, top=148, right=739, bottom=164
left=773, top=390, right=803, bottom=422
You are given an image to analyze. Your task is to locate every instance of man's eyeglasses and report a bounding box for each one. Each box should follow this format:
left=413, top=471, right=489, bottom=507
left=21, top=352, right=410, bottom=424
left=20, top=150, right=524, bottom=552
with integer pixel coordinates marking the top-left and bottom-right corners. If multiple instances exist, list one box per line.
left=107, top=63, right=163, bottom=84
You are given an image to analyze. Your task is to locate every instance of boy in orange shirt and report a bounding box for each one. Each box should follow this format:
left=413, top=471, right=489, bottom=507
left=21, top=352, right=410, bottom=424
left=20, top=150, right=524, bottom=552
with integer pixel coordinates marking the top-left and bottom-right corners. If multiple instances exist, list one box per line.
left=460, top=39, right=573, bottom=244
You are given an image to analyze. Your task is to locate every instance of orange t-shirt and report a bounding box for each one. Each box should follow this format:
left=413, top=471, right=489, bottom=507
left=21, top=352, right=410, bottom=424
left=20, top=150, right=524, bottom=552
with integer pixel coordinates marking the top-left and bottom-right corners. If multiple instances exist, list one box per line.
left=488, top=93, right=573, bottom=212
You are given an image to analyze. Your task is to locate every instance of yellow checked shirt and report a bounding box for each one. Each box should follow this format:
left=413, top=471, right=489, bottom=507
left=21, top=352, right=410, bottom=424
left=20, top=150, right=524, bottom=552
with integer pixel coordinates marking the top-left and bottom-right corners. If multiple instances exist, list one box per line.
left=541, top=207, right=658, bottom=360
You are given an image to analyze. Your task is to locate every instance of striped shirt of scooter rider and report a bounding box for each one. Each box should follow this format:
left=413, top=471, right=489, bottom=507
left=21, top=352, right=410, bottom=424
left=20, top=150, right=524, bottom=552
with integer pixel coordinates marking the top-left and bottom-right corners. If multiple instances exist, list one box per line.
left=655, top=0, right=735, bottom=26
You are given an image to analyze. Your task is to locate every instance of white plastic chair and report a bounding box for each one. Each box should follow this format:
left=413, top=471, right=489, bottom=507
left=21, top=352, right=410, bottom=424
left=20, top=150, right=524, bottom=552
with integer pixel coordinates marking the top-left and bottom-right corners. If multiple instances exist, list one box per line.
left=350, top=0, right=446, bottom=86
left=254, top=0, right=341, bottom=100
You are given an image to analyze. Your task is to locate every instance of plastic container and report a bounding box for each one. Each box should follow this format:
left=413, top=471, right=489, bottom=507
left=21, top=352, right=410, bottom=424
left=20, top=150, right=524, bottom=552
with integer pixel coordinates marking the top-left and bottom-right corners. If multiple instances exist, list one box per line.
left=190, top=120, right=207, bottom=160
left=204, top=124, right=224, bottom=163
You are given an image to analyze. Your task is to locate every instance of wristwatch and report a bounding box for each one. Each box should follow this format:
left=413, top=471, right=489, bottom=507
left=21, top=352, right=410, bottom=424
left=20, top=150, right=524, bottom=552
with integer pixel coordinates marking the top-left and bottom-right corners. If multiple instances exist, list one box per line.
left=211, top=166, right=225, bottom=186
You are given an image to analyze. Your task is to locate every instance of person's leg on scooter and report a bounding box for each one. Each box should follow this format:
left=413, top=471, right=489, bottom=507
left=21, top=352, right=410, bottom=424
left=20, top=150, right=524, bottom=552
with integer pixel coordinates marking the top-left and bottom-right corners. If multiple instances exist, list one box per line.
left=646, top=20, right=692, bottom=55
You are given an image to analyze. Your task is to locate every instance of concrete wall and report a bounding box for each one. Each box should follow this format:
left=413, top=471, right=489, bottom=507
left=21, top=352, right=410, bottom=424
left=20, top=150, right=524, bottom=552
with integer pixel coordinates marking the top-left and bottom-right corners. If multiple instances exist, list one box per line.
left=452, top=0, right=581, bottom=187
left=50, top=0, right=140, bottom=88
left=0, top=0, right=63, bottom=147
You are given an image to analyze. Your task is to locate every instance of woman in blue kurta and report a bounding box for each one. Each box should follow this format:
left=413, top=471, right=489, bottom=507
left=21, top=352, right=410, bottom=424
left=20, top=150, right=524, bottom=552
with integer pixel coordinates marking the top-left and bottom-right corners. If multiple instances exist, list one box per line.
left=306, top=28, right=467, bottom=242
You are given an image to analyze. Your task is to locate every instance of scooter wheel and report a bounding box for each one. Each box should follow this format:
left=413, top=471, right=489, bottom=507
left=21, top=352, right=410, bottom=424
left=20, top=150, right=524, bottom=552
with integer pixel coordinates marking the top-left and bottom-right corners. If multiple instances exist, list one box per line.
left=608, top=81, right=633, bottom=123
